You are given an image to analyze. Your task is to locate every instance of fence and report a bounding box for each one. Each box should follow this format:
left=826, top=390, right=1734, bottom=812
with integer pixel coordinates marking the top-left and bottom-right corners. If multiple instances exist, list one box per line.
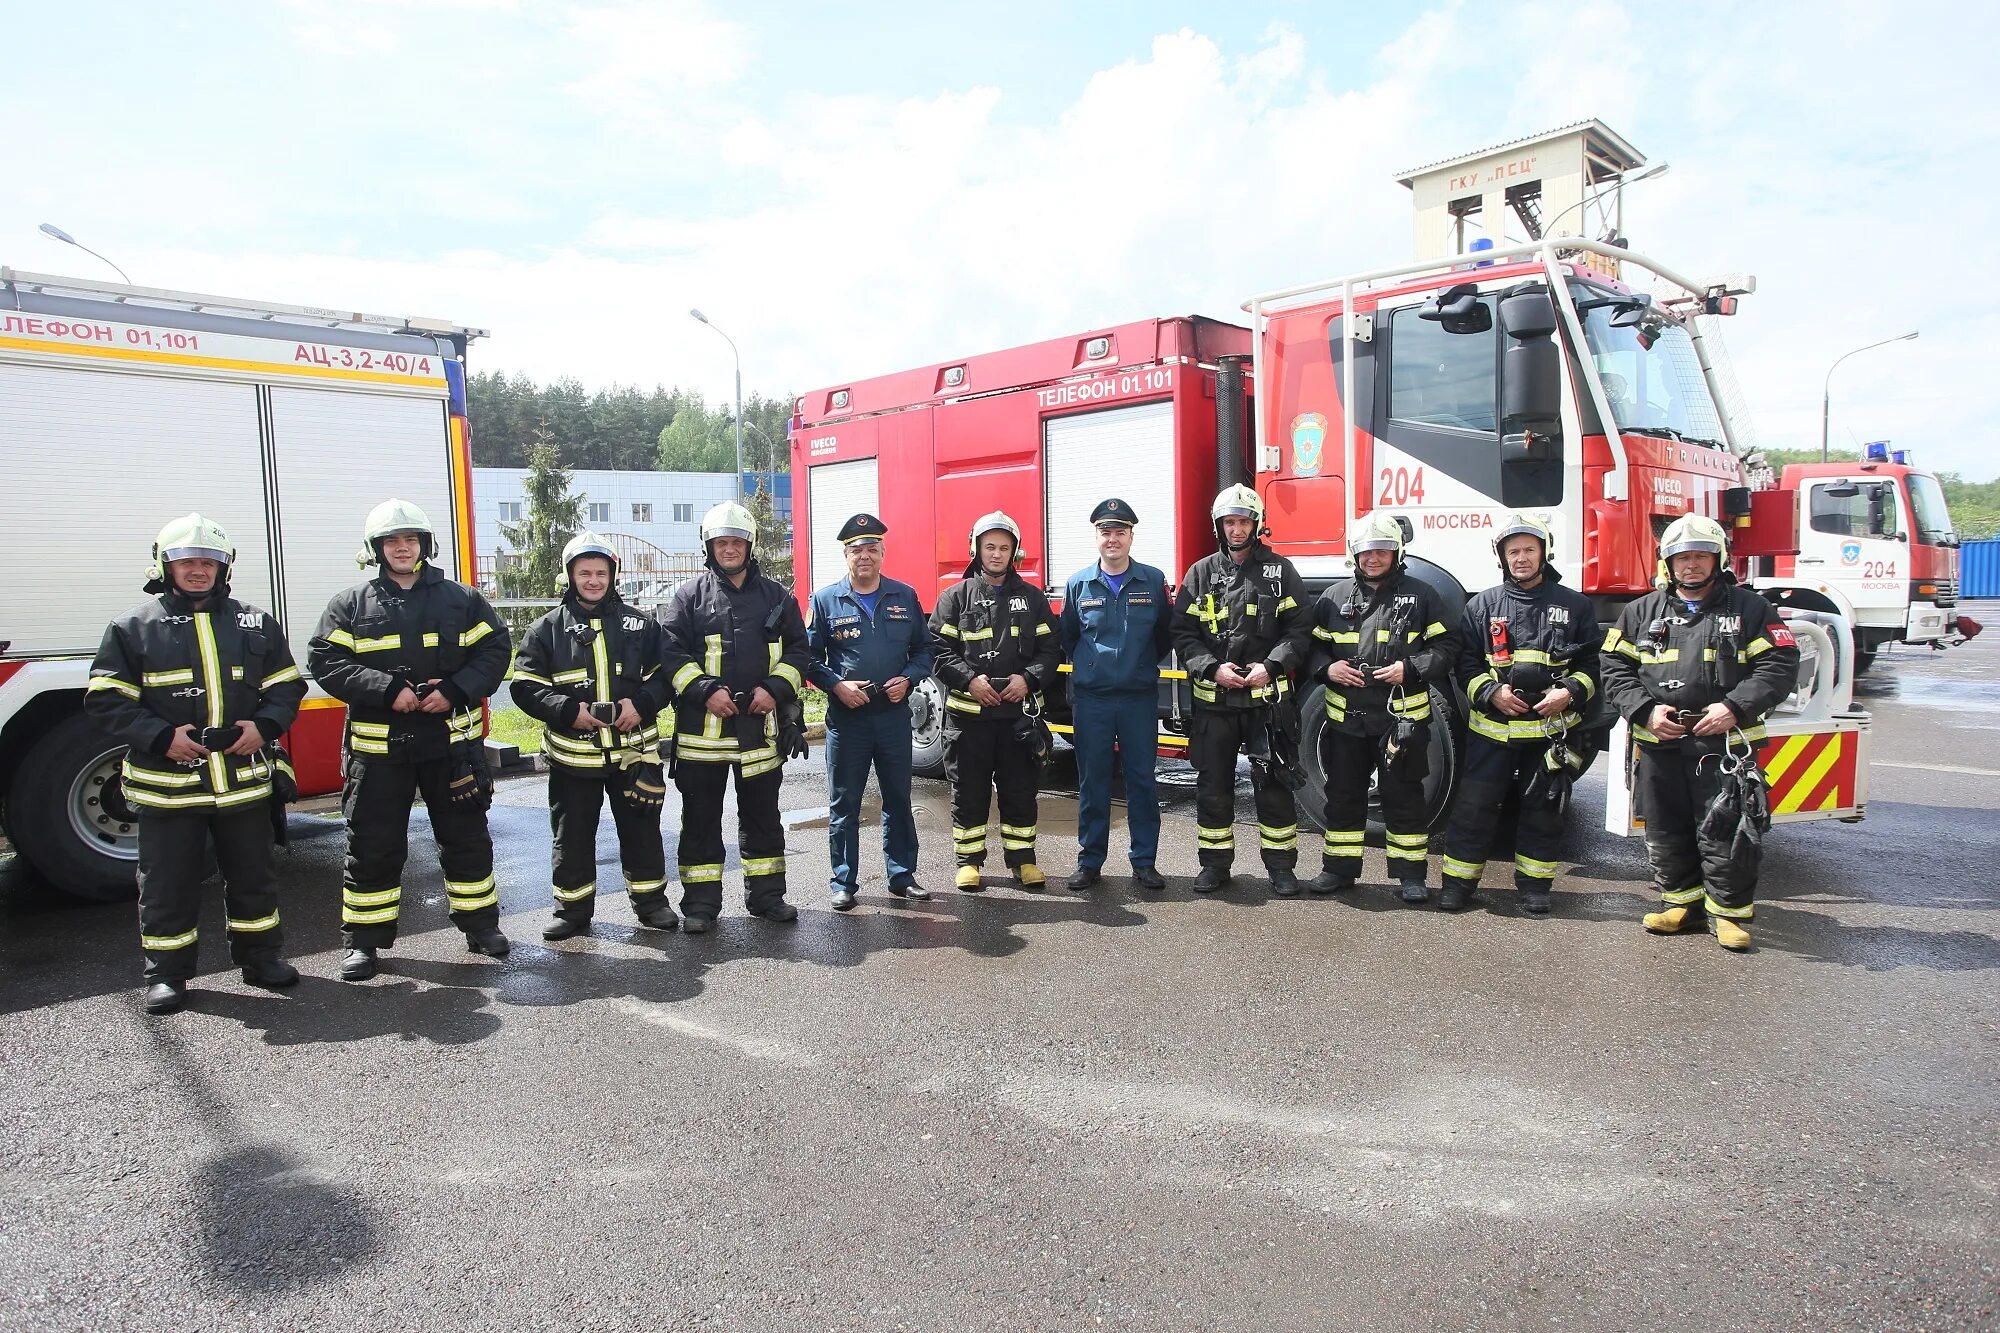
left=1963, top=538, right=2000, bottom=599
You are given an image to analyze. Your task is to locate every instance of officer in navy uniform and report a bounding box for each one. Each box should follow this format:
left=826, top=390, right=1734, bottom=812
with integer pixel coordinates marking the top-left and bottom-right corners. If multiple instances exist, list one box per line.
left=805, top=513, right=935, bottom=911
left=1059, top=498, right=1172, bottom=891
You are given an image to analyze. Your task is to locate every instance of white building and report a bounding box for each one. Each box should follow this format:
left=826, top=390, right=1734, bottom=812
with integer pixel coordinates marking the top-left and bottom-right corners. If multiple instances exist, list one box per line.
left=473, top=467, right=738, bottom=586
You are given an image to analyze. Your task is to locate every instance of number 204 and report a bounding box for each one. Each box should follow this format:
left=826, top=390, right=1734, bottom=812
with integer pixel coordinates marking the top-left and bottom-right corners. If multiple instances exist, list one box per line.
left=1377, top=466, right=1426, bottom=505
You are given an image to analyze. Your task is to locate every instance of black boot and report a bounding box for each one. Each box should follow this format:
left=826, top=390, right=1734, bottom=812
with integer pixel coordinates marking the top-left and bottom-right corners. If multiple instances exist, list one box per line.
left=680, top=915, right=714, bottom=935
left=340, top=947, right=378, bottom=981
left=1269, top=867, right=1300, bottom=897
left=1437, top=881, right=1473, bottom=913
left=1066, top=866, right=1102, bottom=891
left=1133, top=866, right=1166, bottom=891
left=144, top=980, right=187, bottom=1014
left=1309, top=870, right=1353, bottom=895
left=886, top=881, right=931, bottom=901
left=542, top=916, right=587, bottom=941
left=1398, top=880, right=1430, bottom=905
left=240, top=957, right=300, bottom=989
left=748, top=900, right=798, bottom=923
left=1193, top=864, right=1230, bottom=894
left=465, top=927, right=511, bottom=957
left=634, top=900, right=680, bottom=930
left=1521, top=887, right=1552, bottom=915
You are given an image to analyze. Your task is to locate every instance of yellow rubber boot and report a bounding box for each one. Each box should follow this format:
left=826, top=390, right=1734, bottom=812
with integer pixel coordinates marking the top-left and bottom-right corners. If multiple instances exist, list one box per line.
left=1643, top=905, right=1697, bottom=934
left=1712, top=917, right=1752, bottom=951
left=1015, top=864, right=1046, bottom=891
left=955, top=865, right=983, bottom=892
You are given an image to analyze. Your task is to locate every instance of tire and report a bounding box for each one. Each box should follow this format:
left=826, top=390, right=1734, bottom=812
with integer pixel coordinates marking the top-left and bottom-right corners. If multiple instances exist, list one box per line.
left=1295, top=684, right=1462, bottom=835
left=909, top=677, right=947, bottom=780
left=1852, top=648, right=1877, bottom=675
left=5, top=712, right=142, bottom=902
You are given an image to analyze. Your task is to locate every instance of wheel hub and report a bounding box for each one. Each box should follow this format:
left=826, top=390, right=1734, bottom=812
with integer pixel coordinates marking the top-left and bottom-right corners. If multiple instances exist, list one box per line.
left=68, top=747, right=140, bottom=862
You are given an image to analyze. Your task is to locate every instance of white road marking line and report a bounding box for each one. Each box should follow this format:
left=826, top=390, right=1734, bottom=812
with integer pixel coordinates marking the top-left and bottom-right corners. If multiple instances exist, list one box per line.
left=610, top=998, right=821, bottom=1066
left=1874, top=761, right=2000, bottom=778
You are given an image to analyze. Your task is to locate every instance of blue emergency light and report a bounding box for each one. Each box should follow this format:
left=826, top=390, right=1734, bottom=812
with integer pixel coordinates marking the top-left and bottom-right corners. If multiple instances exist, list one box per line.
left=1469, top=237, right=1495, bottom=269
left=1864, top=441, right=1891, bottom=462
left=1893, top=449, right=1911, bottom=465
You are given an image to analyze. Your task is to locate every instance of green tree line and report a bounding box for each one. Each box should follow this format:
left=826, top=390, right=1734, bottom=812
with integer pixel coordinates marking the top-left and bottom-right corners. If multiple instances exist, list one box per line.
left=466, top=371, right=794, bottom=475
left=1756, top=448, right=2000, bottom=540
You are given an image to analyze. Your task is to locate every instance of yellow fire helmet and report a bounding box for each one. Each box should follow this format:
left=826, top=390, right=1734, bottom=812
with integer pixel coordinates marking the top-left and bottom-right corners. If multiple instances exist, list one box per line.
left=1210, top=483, right=1263, bottom=526
left=1348, top=509, right=1405, bottom=557
left=700, top=501, right=758, bottom=552
left=149, top=513, right=234, bottom=586
left=558, top=531, right=620, bottom=589
left=357, top=498, right=437, bottom=566
left=968, top=510, right=1023, bottom=560
left=1659, top=513, right=1729, bottom=559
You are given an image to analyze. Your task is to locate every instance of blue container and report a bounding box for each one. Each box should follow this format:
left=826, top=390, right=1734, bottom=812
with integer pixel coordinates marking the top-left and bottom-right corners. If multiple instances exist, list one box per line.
left=1962, top=538, right=2000, bottom=599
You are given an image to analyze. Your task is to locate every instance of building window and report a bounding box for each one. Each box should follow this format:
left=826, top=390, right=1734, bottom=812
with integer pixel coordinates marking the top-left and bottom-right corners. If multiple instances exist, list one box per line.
left=497, top=501, right=523, bottom=522
left=588, top=502, right=610, bottom=524
left=673, top=502, right=694, bottom=523
left=632, top=503, right=653, bottom=523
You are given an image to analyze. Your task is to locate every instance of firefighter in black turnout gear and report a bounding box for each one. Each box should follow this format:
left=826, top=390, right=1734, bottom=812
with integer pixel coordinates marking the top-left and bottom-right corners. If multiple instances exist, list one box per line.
left=1305, top=511, right=1455, bottom=902
left=511, top=532, right=676, bottom=939
left=929, top=511, right=1061, bottom=892
left=310, top=499, right=512, bottom=980
left=1170, top=485, right=1311, bottom=895
left=1600, top=515, right=1800, bottom=951
left=88, top=515, right=307, bottom=1014
left=1439, top=514, right=1601, bottom=914
left=659, top=501, right=811, bottom=929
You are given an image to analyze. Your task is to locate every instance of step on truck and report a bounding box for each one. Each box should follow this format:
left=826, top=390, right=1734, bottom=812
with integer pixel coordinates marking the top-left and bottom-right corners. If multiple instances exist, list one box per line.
left=0, top=267, right=486, bottom=898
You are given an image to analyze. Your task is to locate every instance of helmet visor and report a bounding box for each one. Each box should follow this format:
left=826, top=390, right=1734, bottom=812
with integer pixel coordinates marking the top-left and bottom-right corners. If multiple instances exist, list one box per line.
left=1661, top=538, right=1724, bottom=560
left=162, top=543, right=231, bottom=564
left=706, top=526, right=755, bottom=544
left=1351, top=537, right=1400, bottom=554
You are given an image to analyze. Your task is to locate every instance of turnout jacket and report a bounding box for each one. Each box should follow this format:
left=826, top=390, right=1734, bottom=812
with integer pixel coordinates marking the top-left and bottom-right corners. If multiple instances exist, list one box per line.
left=1600, top=577, right=1800, bottom=751
left=1171, top=541, right=1310, bottom=710
left=1456, top=571, right=1602, bottom=745
left=929, top=566, right=1061, bottom=721
left=308, top=562, right=511, bottom=763
left=659, top=557, right=809, bottom=776
left=805, top=576, right=933, bottom=720
left=86, top=589, right=306, bottom=811
left=1305, top=568, right=1454, bottom=735
left=1060, top=561, right=1172, bottom=695
left=510, top=594, right=672, bottom=769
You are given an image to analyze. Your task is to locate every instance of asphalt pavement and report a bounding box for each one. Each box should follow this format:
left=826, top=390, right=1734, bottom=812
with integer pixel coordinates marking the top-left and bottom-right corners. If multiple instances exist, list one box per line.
left=2, top=614, right=1996, bottom=1331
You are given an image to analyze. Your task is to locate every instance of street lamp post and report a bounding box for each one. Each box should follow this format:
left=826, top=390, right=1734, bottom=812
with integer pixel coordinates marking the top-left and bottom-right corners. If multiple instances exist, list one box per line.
left=689, top=309, right=745, bottom=500
left=37, top=222, right=132, bottom=284
left=1542, top=162, right=1671, bottom=239
left=1821, top=332, right=1919, bottom=461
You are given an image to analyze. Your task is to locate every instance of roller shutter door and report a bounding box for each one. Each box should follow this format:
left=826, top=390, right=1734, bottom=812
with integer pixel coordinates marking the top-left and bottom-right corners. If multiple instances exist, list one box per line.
left=1043, top=399, right=1177, bottom=587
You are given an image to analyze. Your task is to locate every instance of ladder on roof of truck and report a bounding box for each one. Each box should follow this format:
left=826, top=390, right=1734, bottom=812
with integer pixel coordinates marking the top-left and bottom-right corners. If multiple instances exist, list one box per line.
left=0, top=268, right=489, bottom=342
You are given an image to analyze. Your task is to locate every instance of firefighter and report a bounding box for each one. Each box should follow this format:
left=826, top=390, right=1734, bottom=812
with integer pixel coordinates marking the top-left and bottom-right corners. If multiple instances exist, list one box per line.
left=86, top=515, right=307, bottom=1014
left=660, top=501, right=811, bottom=929
left=511, top=532, right=676, bottom=939
left=805, top=513, right=934, bottom=910
left=1170, top=485, right=1311, bottom=894
left=1438, top=514, right=1601, bottom=914
left=310, top=499, right=513, bottom=980
left=1304, top=511, right=1455, bottom=903
left=930, top=511, right=1061, bottom=892
left=1600, top=514, right=1800, bottom=951
left=1059, top=498, right=1171, bottom=891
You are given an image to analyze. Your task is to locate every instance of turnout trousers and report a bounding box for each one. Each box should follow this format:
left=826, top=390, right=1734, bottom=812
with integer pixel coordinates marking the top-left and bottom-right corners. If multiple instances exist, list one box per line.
left=824, top=707, right=919, bottom=894
left=944, top=715, right=1040, bottom=869
left=1071, top=688, right=1160, bottom=872
left=547, top=763, right=670, bottom=923
left=1318, top=726, right=1429, bottom=885
left=340, top=755, right=500, bottom=949
left=1440, top=735, right=1564, bottom=894
left=136, top=806, right=283, bottom=982
left=674, top=760, right=788, bottom=918
left=1634, top=743, right=1755, bottom=920
left=1188, top=706, right=1297, bottom=873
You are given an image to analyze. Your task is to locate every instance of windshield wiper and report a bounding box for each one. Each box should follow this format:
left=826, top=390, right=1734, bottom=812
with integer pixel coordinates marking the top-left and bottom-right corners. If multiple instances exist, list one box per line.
left=1618, top=425, right=1685, bottom=441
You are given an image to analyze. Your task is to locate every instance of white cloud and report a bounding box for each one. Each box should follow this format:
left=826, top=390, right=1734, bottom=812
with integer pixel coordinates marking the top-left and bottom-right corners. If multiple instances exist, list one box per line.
left=563, top=0, right=752, bottom=131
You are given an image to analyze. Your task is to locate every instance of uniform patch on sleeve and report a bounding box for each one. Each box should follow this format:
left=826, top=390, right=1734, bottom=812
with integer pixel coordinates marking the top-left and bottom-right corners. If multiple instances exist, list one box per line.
left=1767, top=623, right=1796, bottom=648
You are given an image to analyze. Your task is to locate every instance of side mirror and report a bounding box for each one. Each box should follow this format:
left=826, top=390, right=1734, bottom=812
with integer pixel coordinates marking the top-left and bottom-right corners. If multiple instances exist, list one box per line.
left=1499, top=291, right=1558, bottom=339
left=1822, top=482, right=1860, bottom=499
left=1393, top=515, right=1414, bottom=546
left=1500, top=291, right=1561, bottom=438
left=1419, top=283, right=1492, bottom=336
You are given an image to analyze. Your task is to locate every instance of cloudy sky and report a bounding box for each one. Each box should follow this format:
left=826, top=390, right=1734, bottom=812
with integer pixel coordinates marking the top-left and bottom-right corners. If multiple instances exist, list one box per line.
left=9, top=1, right=1993, bottom=476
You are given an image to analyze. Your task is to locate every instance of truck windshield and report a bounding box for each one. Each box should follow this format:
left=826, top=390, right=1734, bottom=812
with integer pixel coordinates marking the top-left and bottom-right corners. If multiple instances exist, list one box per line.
left=1906, top=472, right=1956, bottom=545
left=1572, top=283, right=1728, bottom=448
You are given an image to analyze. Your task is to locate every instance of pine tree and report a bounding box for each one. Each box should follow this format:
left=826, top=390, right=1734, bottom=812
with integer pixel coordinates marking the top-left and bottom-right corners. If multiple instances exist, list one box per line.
left=498, top=428, right=584, bottom=596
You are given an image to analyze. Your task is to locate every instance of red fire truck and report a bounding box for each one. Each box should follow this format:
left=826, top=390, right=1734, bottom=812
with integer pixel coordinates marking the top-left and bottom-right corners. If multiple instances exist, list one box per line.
left=790, top=238, right=1871, bottom=834
left=1769, top=449, right=1979, bottom=671
left=0, top=268, right=486, bottom=898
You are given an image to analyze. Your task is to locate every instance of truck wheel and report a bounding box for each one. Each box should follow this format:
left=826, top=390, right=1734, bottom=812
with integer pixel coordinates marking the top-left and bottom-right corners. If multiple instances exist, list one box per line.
left=1295, top=684, right=1462, bottom=835
left=910, top=677, right=947, bottom=780
left=1852, top=648, right=1877, bottom=675
left=5, top=713, right=141, bottom=902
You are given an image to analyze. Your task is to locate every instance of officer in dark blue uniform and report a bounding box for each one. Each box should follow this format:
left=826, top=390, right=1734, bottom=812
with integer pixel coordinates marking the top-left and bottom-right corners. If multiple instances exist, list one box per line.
left=1060, top=498, right=1172, bottom=891
left=805, top=513, right=935, bottom=911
